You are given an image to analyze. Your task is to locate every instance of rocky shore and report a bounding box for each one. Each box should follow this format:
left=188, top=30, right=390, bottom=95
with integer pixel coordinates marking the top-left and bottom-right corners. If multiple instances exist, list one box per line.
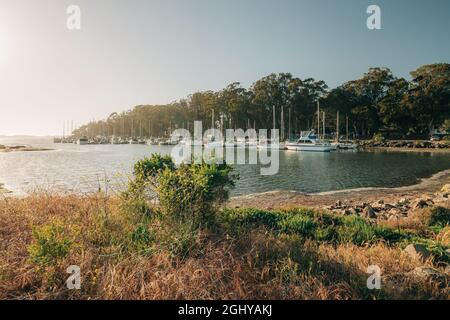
left=359, top=139, right=450, bottom=150
left=0, top=145, right=52, bottom=153
left=229, top=169, right=450, bottom=213
left=325, top=184, right=450, bottom=222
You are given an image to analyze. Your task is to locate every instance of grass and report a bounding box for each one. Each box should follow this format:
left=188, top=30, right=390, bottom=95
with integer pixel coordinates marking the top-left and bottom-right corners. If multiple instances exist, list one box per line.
left=0, top=193, right=448, bottom=300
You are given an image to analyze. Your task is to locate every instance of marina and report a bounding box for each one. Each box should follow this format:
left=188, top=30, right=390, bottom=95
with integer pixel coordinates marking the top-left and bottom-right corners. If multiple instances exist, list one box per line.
left=2, top=136, right=450, bottom=196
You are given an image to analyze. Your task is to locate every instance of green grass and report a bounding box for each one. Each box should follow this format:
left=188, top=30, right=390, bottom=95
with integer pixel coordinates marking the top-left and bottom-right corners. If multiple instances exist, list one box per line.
left=221, top=208, right=417, bottom=246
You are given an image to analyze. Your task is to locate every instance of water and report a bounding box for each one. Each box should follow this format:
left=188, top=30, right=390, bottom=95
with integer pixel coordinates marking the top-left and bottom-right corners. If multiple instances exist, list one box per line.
left=1, top=136, right=450, bottom=196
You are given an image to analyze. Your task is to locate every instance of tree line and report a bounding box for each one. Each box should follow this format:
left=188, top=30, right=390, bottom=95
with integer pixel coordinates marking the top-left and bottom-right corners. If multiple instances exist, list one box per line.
left=73, top=63, right=450, bottom=140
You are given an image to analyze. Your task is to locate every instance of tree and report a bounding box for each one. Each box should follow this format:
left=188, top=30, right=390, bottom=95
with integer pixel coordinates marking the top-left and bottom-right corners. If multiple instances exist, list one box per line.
left=406, top=63, right=450, bottom=135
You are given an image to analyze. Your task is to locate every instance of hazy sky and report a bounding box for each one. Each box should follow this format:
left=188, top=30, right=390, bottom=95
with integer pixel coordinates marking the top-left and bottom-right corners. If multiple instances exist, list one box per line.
left=0, top=0, right=449, bottom=136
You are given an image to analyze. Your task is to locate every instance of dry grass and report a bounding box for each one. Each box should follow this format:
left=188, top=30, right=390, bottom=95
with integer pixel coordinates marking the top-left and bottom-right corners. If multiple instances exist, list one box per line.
left=0, top=193, right=448, bottom=300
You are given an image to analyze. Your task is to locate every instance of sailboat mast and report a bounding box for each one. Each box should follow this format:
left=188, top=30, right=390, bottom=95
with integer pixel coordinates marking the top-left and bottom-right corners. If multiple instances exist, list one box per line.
left=288, top=108, right=291, bottom=141
left=346, top=115, right=349, bottom=141
left=322, top=111, right=326, bottom=139
left=317, top=101, right=320, bottom=139
left=336, top=111, right=340, bottom=143
left=272, top=106, right=276, bottom=131
left=211, top=109, right=214, bottom=130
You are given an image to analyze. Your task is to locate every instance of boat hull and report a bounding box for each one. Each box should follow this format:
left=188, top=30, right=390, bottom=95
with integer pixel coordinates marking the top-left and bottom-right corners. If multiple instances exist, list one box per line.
left=286, top=144, right=333, bottom=152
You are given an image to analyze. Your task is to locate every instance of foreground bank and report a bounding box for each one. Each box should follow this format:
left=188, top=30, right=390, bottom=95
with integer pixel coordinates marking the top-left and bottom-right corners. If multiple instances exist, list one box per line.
left=0, top=155, right=448, bottom=299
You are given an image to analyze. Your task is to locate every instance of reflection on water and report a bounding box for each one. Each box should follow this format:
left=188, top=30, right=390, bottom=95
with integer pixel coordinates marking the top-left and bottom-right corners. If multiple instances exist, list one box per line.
left=1, top=136, right=450, bottom=196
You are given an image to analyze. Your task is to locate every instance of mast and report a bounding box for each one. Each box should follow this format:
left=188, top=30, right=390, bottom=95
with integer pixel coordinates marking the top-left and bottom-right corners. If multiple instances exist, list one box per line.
left=131, top=119, right=134, bottom=137
left=346, top=115, right=349, bottom=142
left=317, top=101, right=320, bottom=139
left=148, top=120, right=151, bottom=138
left=336, top=111, right=340, bottom=143
left=281, top=106, right=284, bottom=141
left=322, top=111, right=326, bottom=139
left=211, top=109, right=214, bottom=130
left=272, top=106, right=276, bottom=131
left=288, top=108, right=291, bottom=141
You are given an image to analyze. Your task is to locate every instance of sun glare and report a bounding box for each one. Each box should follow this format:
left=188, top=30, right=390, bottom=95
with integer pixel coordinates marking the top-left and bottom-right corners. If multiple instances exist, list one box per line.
left=0, top=28, right=10, bottom=63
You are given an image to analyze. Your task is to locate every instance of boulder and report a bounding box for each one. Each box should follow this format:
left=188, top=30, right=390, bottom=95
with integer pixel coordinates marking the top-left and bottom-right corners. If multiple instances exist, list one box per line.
left=361, top=205, right=376, bottom=219
left=412, top=199, right=430, bottom=210
left=382, top=203, right=395, bottom=210
left=410, top=267, right=449, bottom=287
left=398, top=198, right=410, bottom=206
left=441, top=184, right=450, bottom=193
left=403, top=244, right=432, bottom=261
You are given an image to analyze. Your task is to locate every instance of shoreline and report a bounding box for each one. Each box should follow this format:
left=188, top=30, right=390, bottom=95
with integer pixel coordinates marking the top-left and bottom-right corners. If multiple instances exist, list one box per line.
left=365, top=146, right=450, bottom=153
left=0, top=145, right=53, bottom=153
left=229, top=168, right=450, bottom=210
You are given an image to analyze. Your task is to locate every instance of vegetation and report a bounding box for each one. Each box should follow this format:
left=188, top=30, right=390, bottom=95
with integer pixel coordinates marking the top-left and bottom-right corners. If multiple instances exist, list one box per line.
left=0, top=155, right=449, bottom=299
left=74, top=63, right=450, bottom=140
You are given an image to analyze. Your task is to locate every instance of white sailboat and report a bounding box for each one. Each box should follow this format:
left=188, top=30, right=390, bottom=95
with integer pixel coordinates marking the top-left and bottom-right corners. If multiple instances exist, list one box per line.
left=285, top=102, right=333, bottom=152
left=338, top=115, right=358, bottom=150
left=286, top=131, right=333, bottom=152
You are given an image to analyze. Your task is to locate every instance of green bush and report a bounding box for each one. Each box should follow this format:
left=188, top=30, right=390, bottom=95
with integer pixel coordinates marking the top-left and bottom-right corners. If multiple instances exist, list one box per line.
left=373, top=132, right=385, bottom=143
left=156, top=162, right=235, bottom=228
left=428, top=207, right=450, bottom=228
left=279, top=215, right=317, bottom=237
left=28, top=220, right=74, bottom=267
left=124, top=154, right=175, bottom=200
left=130, top=224, right=155, bottom=253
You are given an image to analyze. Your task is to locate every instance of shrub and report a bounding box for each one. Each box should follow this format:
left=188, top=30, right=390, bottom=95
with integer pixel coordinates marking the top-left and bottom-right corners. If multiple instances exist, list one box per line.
left=124, top=154, right=175, bottom=200
left=428, top=207, right=450, bottom=228
left=373, top=132, right=384, bottom=143
left=130, top=224, right=154, bottom=253
left=156, top=162, right=235, bottom=228
left=220, top=208, right=282, bottom=230
left=28, top=220, right=74, bottom=267
left=279, top=215, right=316, bottom=237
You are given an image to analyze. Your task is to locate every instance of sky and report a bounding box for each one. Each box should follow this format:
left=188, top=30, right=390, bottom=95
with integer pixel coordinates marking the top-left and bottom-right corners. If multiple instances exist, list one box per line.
left=0, top=0, right=449, bottom=136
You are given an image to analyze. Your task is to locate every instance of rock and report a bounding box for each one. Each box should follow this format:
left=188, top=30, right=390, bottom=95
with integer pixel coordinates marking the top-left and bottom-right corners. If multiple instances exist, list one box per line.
left=343, top=209, right=353, bottom=216
left=404, top=244, right=432, bottom=261
left=335, top=200, right=342, bottom=208
left=410, top=267, right=449, bottom=286
left=398, top=198, right=410, bottom=205
left=377, top=199, right=384, bottom=205
left=361, top=205, right=376, bottom=219
left=413, top=199, right=429, bottom=210
left=382, top=203, right=395, bottom=210
left=388, top=208, right=400, bottom=216
left=441, top=184, right=450, bottom=193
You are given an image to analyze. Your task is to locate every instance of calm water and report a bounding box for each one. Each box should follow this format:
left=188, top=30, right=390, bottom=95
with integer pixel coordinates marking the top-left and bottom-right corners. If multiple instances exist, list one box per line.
left=1, top=136, right=450, bottom=196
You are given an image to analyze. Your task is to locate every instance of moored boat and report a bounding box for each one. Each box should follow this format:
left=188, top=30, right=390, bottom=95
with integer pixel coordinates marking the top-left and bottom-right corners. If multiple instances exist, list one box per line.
left=285, top=131, right=333, bottom=152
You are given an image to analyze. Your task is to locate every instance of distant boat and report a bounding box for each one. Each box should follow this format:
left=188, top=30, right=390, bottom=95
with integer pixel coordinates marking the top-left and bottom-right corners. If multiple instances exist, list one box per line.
left=77, top=137, right=89, bottom=145
left=337, top=141, right=358, bottom=150
left=129, top=138, right=139, bottom=144
left=286, top=131, right=333, bottom=152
